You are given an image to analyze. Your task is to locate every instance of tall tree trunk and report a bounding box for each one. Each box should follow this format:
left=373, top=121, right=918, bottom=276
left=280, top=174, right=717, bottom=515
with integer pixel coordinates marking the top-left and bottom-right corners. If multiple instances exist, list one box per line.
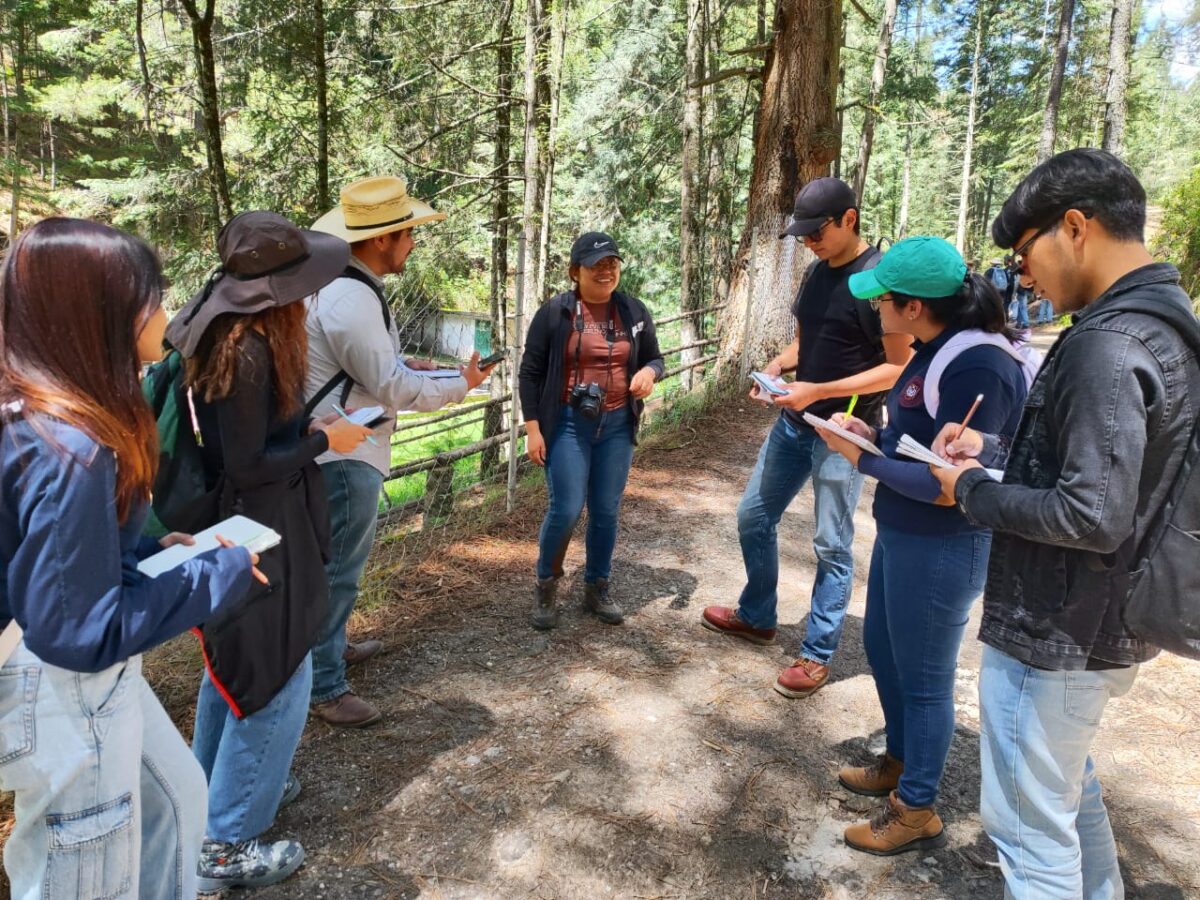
left=680, top=0, right=706, bottom=390
left=135, top=0, right=154, bottom=135
left=314, top=0, right=330, bottom=210
left=180, top=0, right=233, bottom=224
left=520, top=0, right=552, bottom=310
left=483, top=0, right=515, bottom=477
left=536, top=1, right=566, bottom=300
left=705, top=0, right=733, bottom=313
left=47, top=116, right=55, bottom=190
left=897, top=0, right=923, bottom=238
left=7, top=22, right=24, bottom=240
left=851, top=0, right=898, bottom=202
left=1101, top=0, right=1133, bottom=155
left=1038, top=0, right=1075, bottom=163
left=955, top=13, right=982, bottom=254
left=716, top=0, right=842, bottom=376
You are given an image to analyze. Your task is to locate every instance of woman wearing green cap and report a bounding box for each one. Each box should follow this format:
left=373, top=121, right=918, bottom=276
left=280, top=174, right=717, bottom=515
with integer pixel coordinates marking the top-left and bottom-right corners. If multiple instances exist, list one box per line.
left=812, top=236, right=1040, bottom=856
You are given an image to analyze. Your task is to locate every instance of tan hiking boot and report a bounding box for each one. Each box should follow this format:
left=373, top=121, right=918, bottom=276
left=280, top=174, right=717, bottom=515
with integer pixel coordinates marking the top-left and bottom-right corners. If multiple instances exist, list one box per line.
left=838, top=752, right=904, bottom=797
left=844, top=790, right=947, bottom=856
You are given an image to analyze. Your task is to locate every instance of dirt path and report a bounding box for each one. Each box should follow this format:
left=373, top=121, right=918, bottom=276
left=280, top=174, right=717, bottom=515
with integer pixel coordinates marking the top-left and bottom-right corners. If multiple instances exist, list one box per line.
left=257, top=393, right=1200, bottom=900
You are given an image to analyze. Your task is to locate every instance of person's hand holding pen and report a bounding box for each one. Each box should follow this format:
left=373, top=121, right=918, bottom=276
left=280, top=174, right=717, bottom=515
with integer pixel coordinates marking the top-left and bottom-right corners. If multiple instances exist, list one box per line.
left=214, top=534, right=269, bottom=585
left=928, top=395, right=987, bottom=504
left=321, top=405, right=375, bottom=451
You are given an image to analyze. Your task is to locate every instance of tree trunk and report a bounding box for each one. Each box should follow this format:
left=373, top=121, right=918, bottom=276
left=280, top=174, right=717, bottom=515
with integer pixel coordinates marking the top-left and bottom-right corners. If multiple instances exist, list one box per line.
left=897, top=0, right=924, bottom=239
left=483, top=0, right=515, bottom=477
left=705, top=0, right=733, bottom=313
left=8, top=22, right=24, bottom=240
left=536, top=1, right=565, bottom=300
left=180, top=0, right=233, bottom=224
left=679, top=0, right=706, bottom=390
left=520, top=0, right=552, bottom=311
left=47, top=116, right=55, bottom=190
left=1037, top=0, right=1075, bottom=163
left=314, top=0, right=330, bottom=210
left=715, top=0, right=842, bottom=377
left=955, top=13, right=982, bottom=254
left=851, top=0, right=898, bottom=202
left=1101, top=0, right=1133, bottom=156
left=135, top=0, right=154, bottom=134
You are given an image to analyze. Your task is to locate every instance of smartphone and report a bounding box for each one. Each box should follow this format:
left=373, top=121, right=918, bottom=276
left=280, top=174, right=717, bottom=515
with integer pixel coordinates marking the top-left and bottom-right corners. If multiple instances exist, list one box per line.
left=477, top=349, right=508, bottom=369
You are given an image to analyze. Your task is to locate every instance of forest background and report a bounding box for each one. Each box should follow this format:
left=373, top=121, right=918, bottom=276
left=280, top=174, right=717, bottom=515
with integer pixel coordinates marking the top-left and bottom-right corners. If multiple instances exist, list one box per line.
left=1, top=0, right=1198, bottom=371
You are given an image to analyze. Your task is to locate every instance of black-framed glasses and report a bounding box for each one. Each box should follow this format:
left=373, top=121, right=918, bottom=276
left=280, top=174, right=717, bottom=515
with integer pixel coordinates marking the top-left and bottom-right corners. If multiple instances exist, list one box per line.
left=795, top=217, right=836, bottom=244
left=1008, top=222, right=1055, bottom=278
left=867, top=296, right=896, bottom=312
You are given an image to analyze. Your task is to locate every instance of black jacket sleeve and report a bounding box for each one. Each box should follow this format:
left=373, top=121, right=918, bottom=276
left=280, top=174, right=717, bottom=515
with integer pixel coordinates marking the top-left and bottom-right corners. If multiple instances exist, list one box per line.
left=518, top=303, right=555, bottom=422
left=215, top=336, right=330, bottom=489
left=636, top=300, right=665, bottom=380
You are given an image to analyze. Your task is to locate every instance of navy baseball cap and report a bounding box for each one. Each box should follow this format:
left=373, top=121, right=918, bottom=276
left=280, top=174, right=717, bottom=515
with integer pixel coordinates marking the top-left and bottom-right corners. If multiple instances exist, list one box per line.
left=570, top=231, right=623, bottom=267
left=780, top=178, right=858, bottom=238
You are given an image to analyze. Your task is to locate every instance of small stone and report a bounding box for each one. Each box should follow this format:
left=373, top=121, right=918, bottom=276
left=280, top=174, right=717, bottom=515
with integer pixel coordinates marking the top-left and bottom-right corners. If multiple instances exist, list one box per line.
left=484, top=746, right=503, bottom=759
left=922, top=856, right=939, bottom=866
left=465, top=754, right=481, bottom=766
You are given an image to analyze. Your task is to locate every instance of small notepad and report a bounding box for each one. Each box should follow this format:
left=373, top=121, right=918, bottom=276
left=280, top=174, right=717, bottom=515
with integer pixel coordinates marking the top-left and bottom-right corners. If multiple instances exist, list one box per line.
left=802, top=412, right=884, bottom=457
left=138, top=515, right=281, bottom=578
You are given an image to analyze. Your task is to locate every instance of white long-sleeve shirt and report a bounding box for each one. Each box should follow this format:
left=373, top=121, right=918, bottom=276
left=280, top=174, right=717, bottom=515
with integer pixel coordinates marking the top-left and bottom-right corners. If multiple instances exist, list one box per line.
left=304, top=257, right=469, bottom=475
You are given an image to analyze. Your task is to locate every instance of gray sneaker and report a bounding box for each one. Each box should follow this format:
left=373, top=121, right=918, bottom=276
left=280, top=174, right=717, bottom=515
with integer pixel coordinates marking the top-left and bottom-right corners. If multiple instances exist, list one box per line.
left=279, top=773, right=301, bottom=809
left=584, top=578, right=624, bottom=624
left=197, top=837, right=305, bottom=892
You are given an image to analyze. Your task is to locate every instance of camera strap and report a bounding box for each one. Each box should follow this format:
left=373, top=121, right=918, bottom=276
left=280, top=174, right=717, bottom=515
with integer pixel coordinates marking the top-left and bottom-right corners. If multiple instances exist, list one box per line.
left=572, top=297, right=617, bottom=390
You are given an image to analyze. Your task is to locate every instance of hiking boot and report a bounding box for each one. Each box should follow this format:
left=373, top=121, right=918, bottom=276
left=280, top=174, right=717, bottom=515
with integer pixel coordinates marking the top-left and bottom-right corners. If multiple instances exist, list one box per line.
left=583, top=578, right=624, bottom=625
left=311, top=691, right=382, bottom=728
left=197, top=837, right=305, bottom=892
left=774, top=657, right=830, bottom=698
left=844, top=790, right=947, bottom=856
left=700, top=606, right=776, bottom=645
left=343, top=639, right=383, bottom=667
left=838, top=753, right=904, bottom=797
left=531, top=577, right=559, bottom=631
left=279, top=773, right=301, bottom=809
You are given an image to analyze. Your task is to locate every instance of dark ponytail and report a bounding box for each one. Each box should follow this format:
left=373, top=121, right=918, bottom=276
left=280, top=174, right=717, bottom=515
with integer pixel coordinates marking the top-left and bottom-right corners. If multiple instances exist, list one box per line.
left=892, top=272, right=1020, bottom=342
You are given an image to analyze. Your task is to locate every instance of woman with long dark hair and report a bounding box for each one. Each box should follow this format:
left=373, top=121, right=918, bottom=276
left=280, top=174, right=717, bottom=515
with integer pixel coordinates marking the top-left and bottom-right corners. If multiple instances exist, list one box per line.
left=813, top=237, right=1039, bottom=855
left=165, top=211, right=371, bottom=892
left=518, top=231, right=664, bottom=630
left=0, top=219, right=256, bottom=898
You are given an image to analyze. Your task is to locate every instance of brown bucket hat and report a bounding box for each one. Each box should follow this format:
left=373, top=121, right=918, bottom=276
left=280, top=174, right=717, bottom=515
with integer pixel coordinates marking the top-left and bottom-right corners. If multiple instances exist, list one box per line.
left=166, top=210, right=350, bottom=358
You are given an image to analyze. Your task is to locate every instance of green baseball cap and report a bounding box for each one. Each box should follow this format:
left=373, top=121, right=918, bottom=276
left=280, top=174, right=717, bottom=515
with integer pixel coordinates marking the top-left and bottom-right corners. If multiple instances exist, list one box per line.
left=848, top=236, right=968, bottom=300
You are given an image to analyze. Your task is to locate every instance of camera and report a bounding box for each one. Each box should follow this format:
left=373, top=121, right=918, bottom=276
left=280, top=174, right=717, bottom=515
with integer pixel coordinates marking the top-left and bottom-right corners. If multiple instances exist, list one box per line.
left=569, top=382, right=606, bottom=420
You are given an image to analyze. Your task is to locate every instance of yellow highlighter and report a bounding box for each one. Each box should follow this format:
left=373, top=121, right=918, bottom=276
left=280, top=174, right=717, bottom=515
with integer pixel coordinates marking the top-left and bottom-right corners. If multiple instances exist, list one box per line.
left=845, top=394, right=859, bottom=417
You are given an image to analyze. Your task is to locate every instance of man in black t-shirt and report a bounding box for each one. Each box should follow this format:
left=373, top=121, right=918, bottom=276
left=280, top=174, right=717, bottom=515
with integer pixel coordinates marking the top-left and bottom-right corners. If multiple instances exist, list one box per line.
left=703, top=178, right=914, bottom=698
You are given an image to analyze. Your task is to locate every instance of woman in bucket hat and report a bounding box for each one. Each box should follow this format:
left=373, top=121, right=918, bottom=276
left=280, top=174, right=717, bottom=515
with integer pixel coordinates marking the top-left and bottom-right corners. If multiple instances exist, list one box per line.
left=166, top=211, right=373, bottom=891
left=812, top=237, right=1038, bottom=856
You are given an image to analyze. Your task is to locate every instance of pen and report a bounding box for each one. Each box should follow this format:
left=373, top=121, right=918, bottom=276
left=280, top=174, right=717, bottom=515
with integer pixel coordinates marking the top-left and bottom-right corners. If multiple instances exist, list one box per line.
left=332, top=403, right=379, bottom=445
left=845, top=394, right=859, bottom=417
left=954, top=394, right=984, bottom=443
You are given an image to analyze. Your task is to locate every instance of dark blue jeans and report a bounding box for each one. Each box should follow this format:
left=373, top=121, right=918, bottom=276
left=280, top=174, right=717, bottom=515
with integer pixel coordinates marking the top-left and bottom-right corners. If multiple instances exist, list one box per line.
left=536, top=406, right=635, bottom=582
left=311, top=459, right=384, bottom=704
left=864, top=523, right=990, bottom=808
left=736, top=415, right=863, bottom=663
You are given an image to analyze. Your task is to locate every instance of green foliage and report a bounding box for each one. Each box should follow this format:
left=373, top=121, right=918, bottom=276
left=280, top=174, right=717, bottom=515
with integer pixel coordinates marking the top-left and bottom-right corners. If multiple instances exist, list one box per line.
left=1156, top=164, right=1200, bottom=301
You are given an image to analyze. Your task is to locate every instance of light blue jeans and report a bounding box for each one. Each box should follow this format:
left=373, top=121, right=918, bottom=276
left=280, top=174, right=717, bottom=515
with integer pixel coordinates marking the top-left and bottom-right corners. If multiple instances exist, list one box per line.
left=736, top=415, right=863, bottom=663
left=192, top=653, right=311, bottom=844
left=312, top=459, right=385, bottom=704
left=0, top=644, right=207, bottom=899
left=979, top=645, right=1138, bottom=899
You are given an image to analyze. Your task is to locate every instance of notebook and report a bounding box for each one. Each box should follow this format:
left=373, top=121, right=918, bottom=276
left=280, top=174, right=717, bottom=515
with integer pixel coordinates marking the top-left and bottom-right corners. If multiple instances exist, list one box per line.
left=801, top=412, right=884, bottom=457
left=750, top=372, right=789, bottom=397
left=896, top=434, right=1003, bottom=481
left=138, top=515, right=281, bottom=578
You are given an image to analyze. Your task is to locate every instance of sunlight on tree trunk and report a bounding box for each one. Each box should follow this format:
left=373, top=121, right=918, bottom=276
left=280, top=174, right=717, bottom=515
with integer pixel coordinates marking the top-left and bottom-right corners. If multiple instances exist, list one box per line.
left=955, top=12, right=983, bottom=254
left=521, top=0, right=552, bottom=309
left=851, top=0, right=898, bottom=203
left=680, top=0, right=706, bottom=391
left=1038, top=0, right=1075, bottom=163
left=180, top=0, right=233, bottom=226
left=1102, top=0, right=1133, bottom=156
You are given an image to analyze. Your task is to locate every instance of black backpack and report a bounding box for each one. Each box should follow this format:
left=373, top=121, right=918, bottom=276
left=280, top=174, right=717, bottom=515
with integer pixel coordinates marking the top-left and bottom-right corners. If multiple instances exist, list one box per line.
left=1106, top=297, right=1200, bottom=658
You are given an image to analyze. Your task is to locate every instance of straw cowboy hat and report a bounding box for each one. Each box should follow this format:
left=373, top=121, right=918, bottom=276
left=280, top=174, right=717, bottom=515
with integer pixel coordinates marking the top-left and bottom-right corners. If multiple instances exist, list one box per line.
left=166, top=210, right=349, bottom=358
left=311, top=175, right=446, bottom=243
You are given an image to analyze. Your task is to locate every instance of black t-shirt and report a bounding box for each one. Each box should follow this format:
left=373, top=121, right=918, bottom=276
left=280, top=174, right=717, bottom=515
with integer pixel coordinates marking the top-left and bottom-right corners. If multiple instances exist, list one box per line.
left=784, top=246, right=887, bottom=427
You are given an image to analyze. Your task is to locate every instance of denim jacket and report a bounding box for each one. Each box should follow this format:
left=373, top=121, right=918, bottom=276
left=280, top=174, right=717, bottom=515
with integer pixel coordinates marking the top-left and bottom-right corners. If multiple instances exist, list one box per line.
left=955, top=263, right=1200, bottom=670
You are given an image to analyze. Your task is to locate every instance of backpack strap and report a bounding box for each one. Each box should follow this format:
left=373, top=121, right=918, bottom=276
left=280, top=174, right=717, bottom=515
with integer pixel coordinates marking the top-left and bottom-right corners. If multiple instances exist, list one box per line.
left=303, top=266, right=394, bottom=417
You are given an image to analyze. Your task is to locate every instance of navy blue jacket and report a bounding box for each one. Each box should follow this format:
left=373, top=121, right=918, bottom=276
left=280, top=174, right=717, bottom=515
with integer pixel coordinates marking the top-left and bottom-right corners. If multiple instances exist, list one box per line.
left=0, top=414, right=252, bottom=673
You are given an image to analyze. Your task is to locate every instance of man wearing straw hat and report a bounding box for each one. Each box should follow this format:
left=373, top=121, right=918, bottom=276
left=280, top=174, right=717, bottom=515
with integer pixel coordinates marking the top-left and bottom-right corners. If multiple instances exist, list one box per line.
left=305, top=175, right=493, bottom=727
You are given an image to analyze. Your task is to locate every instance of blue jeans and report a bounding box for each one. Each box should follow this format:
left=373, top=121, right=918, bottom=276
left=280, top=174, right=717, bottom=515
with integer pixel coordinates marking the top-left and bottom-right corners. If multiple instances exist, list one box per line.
left=864, top=525, right=990, bottom=807
left=312, top=459, right=385, bottom=703
left=1036, top=298, right=1055, bottom=324
left=1012, top=294, right=1030, bottom=328
left=536, top=406, right=636, bottom=582
left=0, top=645, right=207, bottom=900
left=192, top=654, right=312, bottom=844
left=736, top=415, right=863, bottom=663
left=979, top=645, right=1137, bottom=899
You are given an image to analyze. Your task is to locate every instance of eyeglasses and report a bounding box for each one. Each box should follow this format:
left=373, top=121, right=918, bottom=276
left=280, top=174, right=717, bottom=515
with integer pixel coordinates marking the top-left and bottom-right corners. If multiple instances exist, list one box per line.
left=867, top=296, right=896, bottom=312
left=1007, top=223, right=1055, bottom=278
left=796, top=217, right=836, bottom=244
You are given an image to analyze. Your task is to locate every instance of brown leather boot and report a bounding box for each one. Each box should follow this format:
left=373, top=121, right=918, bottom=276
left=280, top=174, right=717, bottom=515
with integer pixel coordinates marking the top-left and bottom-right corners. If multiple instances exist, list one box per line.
left=838, top=752, right=904, bottom=797
left=531, top=577, right=559, bottom=630
left=311, top=692, right=382, bottom=728
left=843, top=790, right=947, bottom=856
left=342, top=640, right=382, bottom=667
left=773, top=657, right=830, bottom=698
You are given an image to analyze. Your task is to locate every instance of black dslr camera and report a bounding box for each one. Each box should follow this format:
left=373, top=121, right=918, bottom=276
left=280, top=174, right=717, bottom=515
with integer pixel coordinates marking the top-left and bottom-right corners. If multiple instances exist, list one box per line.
left=569, top=382, right=606, bottom=420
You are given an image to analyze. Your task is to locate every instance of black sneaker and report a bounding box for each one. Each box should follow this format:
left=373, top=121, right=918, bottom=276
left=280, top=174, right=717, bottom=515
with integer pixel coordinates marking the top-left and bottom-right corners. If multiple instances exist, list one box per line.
left=583, top=578, right=624, bottom=625
left=197, top=837, right=305, bottom=892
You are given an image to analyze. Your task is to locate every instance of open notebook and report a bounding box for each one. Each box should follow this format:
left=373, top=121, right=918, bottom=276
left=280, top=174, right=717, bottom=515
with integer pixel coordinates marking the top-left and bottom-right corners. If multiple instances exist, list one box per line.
left=137, top=515, right=281, bottom=578
left=802, top=412, right=884, bottom=457
left=897, top=434, right=1004, bottom=481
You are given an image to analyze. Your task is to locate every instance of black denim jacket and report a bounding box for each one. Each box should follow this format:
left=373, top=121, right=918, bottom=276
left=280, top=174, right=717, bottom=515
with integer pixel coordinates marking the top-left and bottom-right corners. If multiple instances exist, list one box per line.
left=955, top=263, right=1200, bottom=670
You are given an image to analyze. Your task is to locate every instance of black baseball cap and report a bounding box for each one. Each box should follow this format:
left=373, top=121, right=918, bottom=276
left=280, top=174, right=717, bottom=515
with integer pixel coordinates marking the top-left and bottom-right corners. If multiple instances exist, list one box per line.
left=570, top=231, right=623, bottom=267
left=779, top=177, right=858, bottom=239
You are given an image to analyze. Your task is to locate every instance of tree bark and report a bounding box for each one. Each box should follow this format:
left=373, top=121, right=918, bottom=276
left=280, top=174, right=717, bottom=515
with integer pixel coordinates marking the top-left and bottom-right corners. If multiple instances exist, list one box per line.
left=180, top=0, right=233, bottom=224
left=135, top=0, right=154, bottom=135
left=715, top=0, right=842, bottom=377
left=955, top=12, right=983, bottom=254
left=1101, top=0, right=1134, bottom=156
left=7, top=22, right=24, bottom=240
left=705, top=0, right=733, bottom=314
left=679, top=0, right=706, bottom=390
left=483, top=0, right=515, bottom=477
left=314, top=0, right=331, bottom=211
left=897, top=0, right=923, bottom=238
left=520, top=0, right=552, bottom=310
left=851, top=0, right=898, bottom=202
left=536, top=1, right=566, bottom=302
left=1038, top=0, right=1075, bottom=163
